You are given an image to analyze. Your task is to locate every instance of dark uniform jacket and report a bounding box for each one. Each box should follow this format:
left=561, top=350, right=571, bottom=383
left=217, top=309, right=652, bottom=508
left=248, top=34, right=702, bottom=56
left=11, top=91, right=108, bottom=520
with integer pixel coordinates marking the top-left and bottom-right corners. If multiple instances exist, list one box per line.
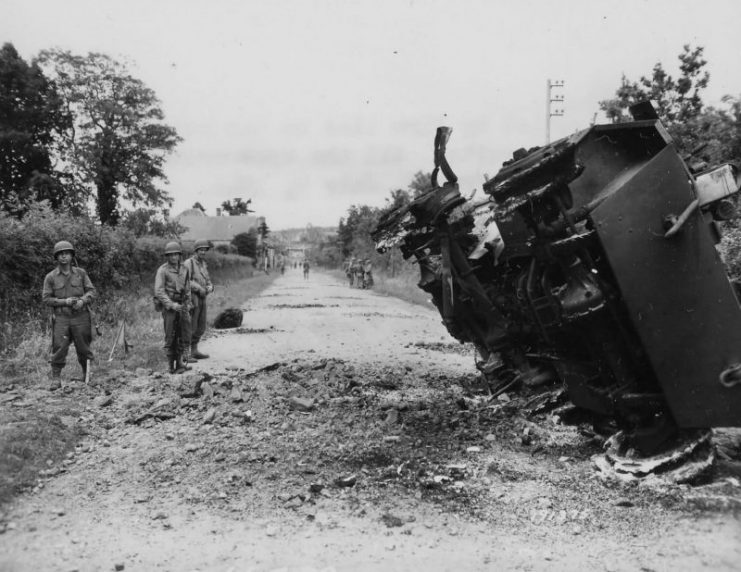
left=42, top=267, right=96, bottom=314
left=154, top=263, right=192, bottom=311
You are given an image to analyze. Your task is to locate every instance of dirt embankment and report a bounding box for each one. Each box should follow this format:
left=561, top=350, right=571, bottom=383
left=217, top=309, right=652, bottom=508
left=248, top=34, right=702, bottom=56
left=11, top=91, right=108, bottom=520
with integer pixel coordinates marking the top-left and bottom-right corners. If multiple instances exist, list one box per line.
left=1, top=269, right=740, bottom=572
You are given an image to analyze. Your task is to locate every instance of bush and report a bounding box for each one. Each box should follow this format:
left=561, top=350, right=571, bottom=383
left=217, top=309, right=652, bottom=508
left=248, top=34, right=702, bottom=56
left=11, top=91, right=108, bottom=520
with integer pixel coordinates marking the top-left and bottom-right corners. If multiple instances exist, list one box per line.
left=0, top=203, right=255, bottom=353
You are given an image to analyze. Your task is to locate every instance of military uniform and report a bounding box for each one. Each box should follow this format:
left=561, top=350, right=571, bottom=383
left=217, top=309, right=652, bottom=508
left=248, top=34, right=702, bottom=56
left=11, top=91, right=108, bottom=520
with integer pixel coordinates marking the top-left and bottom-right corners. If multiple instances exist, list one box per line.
left=154, top=245, right=192, bottom=373
left=42, top=245, right=96, bottom=381
left=184, top=242, right=213, bottom=359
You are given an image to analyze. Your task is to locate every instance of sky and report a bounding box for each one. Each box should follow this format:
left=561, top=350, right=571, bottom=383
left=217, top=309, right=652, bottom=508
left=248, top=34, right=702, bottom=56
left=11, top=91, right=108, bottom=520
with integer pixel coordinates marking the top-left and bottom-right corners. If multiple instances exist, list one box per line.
left=4, top=0, right=741, bottom=230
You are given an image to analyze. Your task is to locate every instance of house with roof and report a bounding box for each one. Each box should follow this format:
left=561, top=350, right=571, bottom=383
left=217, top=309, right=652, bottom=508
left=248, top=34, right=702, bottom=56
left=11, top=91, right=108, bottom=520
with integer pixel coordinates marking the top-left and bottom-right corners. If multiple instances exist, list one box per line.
left=175, top=208, right=265, bottom=249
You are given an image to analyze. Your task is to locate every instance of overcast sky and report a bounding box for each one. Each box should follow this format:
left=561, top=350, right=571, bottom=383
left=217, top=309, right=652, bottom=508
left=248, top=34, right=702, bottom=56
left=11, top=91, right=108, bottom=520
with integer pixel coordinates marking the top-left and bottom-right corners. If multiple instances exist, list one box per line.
left=4, top=0, right=741, bottom=229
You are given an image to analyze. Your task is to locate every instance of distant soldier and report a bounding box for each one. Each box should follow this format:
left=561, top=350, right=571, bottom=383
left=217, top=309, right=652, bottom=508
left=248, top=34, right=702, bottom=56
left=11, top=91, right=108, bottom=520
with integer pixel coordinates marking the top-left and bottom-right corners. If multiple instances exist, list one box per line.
left=42, top=241, right=96, bottom=389
left=303, top=259, right=310, bottom=280
left=154, top=242, right=192, bottom=374
left=353, top=259, right=364, bottom=288
left=362, top=258, right=374, bottom=289
left=346, top=257, right=356, bottom=287
left=184, top=239, right=214, bottom=361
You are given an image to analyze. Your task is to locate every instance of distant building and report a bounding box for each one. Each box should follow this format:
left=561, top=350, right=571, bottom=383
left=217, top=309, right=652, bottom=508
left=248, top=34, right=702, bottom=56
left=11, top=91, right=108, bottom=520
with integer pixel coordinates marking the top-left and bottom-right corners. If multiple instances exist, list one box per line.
left=175, top=208, right=265, bottom=248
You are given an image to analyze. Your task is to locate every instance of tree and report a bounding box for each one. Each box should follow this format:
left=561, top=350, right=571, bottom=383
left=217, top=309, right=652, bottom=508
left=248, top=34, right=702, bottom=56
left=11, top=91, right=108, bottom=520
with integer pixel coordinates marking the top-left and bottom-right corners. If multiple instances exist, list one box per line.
left=192, top=201, right=206, bottom=213
left=257, top=219, right=270, bottom=241
left=36, top=49, right=182, bottom=225
left=232, top=229, right=258, bottom=258
left=0, top=43, right=70, bottom=216
left=598, top=45, right=710, bottom=153
left=121, top=207, right=185, bottom=238
left=221, top=197, right=254, bottom=215
left=409, top=171, right=432, bottom=197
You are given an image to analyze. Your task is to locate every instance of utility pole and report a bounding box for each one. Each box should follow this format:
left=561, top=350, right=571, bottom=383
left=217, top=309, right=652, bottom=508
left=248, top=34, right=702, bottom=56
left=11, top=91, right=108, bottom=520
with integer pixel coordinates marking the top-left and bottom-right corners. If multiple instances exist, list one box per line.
left=546, top=79, right=565, bottom=144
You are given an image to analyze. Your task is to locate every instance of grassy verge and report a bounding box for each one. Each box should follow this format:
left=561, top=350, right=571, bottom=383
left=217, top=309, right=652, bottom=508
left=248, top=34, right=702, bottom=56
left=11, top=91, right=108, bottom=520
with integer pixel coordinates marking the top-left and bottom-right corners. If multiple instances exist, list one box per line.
left=0, top=269, right=277, bottom=506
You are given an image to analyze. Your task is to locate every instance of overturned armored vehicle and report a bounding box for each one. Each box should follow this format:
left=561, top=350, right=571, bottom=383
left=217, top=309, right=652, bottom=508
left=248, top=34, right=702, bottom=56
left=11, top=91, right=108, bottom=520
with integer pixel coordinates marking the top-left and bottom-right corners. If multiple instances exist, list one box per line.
left=373, top=108, right=741, bottom=479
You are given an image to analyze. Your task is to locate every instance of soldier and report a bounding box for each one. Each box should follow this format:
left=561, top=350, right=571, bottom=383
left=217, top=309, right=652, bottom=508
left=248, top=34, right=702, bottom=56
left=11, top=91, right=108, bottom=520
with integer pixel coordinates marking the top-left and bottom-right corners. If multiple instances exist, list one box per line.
left=362, top=258, right=374, bottom=289
left=42, top=240, right=96, bottom=389
left=303, top=259, right=310, bottom=280
left=154, top=242, right=193, bottom=374
left=184, top=239, right=214, bottom=360
left=346, top=257, right=356, bottom=287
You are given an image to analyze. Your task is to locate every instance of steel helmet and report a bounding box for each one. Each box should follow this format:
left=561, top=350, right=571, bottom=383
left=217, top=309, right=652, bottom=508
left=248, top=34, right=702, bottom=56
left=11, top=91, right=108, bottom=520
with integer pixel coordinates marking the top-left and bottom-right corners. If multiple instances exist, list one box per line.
left=194, top=238, right=211, bottom=251
left=164, top=241, right=182, bottom=255
left=53, top=240, right=75, bottom=257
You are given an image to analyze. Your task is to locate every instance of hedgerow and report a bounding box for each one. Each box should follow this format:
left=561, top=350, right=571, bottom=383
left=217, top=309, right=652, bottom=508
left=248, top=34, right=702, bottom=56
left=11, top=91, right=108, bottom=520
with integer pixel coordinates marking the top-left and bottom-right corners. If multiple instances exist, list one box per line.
left=0, top=202, right=254, bottom=353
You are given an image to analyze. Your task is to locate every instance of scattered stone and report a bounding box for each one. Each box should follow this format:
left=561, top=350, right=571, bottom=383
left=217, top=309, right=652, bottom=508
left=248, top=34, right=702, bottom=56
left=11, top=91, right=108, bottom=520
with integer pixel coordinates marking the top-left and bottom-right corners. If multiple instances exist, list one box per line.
left=265, top=525, right=278, bottom=537
left=485, top=434, right=497, bottom=442
left=202, top=383, right=214, bottom=400
left=230, top=387, right=243, bottom=402
left=309, top=483, right=325, bottom=493
left=165, top=433, right=174, bottom=441
left=215, top=453, right=226, bottom=462
left=613, top=498, right=634, bottom=508
left=383, top=409, right=400, bottom=425
left=497, top=393, right=511, bottom=402
left=95, top=395, right=113, bottom=408
left=175, top=373, right=204, bottom=397
left=288, top=396, right=315, bottom=412
left=114, top=564, right=125, bottom=571
left=335, top=475, right=357, bottom=488
left=203, top=408, right=216, bottom=424
left=284, top=496, right=303, bottom=509
left=383, top=436, right=400, bottom=443
left=152, top=512, right=168, bottom=520
left=466, top=446, right=481, bottom=453
left=185, top=443, right=199, bottom=452
left=380, top=513, right=404, bottom=528
left=213, top=308, right=244, bottom=329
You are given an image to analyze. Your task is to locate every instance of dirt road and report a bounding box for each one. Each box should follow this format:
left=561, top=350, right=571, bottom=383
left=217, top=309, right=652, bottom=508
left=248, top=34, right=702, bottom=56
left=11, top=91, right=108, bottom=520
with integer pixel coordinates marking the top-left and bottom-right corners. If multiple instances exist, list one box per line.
left=1, top=269, right=740, bottom=572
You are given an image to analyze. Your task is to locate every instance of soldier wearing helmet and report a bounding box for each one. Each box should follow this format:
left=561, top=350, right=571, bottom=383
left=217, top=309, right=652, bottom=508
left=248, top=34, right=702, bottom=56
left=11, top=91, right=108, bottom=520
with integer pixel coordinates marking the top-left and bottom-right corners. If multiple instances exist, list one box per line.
left=154, top=241, right=193, bottom=374
left=184, top=238, right=214, bottom=360
left=41, top=240, right=97, bottom=389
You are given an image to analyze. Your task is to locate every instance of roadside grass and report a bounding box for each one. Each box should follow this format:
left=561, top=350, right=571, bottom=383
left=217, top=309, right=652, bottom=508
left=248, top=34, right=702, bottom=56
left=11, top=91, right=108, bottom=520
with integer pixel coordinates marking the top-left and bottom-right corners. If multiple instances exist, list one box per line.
left=0, top=268, right=277, bottom=507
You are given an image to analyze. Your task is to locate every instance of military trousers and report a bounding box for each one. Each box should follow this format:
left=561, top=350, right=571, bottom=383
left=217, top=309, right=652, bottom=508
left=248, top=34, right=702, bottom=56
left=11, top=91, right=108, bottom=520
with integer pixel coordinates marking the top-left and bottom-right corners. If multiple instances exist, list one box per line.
left=190, top=295, right=207, bottom=346
left=50, top=310, right=93, bottom=371
left=162, top=308, right=192, bottom=358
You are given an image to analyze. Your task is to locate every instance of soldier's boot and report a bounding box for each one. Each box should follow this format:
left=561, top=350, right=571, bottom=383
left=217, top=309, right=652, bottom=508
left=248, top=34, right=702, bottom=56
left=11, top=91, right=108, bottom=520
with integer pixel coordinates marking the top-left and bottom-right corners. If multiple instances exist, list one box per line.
left=49, top=368, right=62, bottom=390
left=174, top=355, right=189, bottom=374
left=167, top=356, right=177, bottom=374
left=191, top=344, right=209, bottom=360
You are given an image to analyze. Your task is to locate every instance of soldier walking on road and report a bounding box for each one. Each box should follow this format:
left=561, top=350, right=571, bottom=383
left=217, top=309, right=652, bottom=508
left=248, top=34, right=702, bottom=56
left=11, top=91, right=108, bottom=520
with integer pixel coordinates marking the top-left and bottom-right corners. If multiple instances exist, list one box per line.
left=154, top=242, right=193, bottom=374
left=184, top=239, right=214, bottom=361
left=303, top=259, right=310, bottom=280
left=42, top=241, right=97, bottom=389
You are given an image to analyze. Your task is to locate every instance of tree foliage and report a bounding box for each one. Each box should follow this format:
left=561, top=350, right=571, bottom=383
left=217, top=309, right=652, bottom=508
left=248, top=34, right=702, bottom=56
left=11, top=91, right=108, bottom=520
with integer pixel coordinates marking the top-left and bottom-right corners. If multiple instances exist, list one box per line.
left=36, top=49, right=182, bottom=225
left=0, top=43, right=70, bottom=216
left=121, top=207, right=186, bottom=238
left=598, top=44, right=741, bottom=168
left=599, top=45, right=709, bottom=126
left=221, top=197, right=253, bottom=215
left=232, top=229, right=258, bottom=258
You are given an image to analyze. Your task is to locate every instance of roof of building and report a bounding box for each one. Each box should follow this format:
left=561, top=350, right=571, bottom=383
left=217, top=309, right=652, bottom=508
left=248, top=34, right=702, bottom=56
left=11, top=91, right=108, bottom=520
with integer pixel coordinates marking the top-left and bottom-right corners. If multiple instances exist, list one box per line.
left=177, top=214, right=260, bottom=242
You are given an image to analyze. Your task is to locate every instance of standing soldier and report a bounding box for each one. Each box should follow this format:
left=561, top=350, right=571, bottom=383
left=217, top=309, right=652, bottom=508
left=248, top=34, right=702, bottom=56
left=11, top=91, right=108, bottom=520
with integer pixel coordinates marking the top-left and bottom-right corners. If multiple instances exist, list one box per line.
left=154, top=242, right=192, bottom=374
left=42, top=241, right=96, bottom=389
left=184, top=239, right=214, bottom=360
left=302, top=259, right=310, bottom=280
left=362, top=258, right=374, bottom=289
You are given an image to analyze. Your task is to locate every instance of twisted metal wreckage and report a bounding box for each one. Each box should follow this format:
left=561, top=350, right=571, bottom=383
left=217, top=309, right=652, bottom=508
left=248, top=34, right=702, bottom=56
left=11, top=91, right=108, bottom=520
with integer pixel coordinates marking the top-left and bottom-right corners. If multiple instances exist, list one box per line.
left=372, top=103, right=741, bottom=481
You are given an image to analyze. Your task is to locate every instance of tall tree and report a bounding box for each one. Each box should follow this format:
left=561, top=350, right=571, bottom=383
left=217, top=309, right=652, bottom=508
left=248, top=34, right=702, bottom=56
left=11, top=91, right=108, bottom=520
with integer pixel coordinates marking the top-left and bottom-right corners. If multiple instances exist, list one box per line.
left=36, top=49, right=182, bottom=225
left=598, top=45, right=709, bottom=153
left=0, top=43, right=70, bottom=216
left=221, top=197, right=254, bottom=215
